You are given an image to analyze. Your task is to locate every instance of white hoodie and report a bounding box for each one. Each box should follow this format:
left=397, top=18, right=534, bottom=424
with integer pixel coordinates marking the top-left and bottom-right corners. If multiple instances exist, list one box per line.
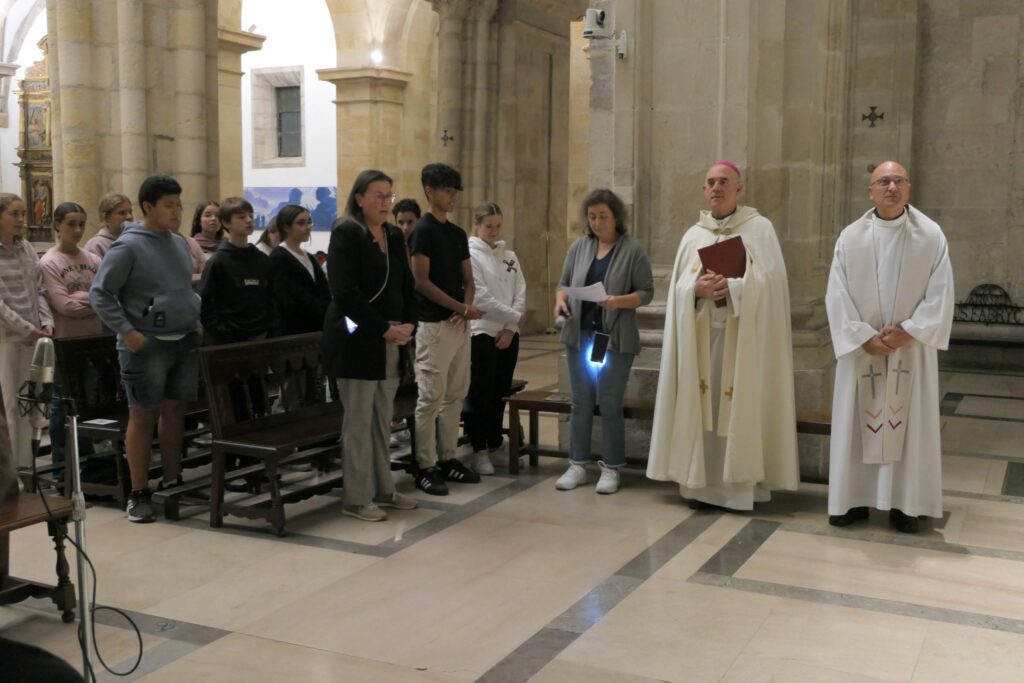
left=468, top=236, right=526, bottom=337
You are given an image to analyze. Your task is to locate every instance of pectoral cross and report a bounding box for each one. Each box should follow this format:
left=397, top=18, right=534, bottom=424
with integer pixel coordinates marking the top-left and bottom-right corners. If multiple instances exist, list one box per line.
left=861, top=365, right=882, bottom=400
left=891, top=360, right=910, bottom=395
left=724, top=387, right=733, bottom=401
left=699, top=379, right=708, bottom=395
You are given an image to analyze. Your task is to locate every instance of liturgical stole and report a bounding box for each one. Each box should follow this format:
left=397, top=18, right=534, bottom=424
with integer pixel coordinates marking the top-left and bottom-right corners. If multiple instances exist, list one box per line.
left=846, top=214, right=940, bottom=464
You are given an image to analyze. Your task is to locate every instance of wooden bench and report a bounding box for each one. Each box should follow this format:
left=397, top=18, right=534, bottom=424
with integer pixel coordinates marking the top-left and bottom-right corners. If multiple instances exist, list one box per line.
left=200, top=332, right=349, bottom=535
left=505, top=390, right=833, bottom=474
left=0, top=493, right=75, bottom=622
left=42, top=334, right=210, bottom=511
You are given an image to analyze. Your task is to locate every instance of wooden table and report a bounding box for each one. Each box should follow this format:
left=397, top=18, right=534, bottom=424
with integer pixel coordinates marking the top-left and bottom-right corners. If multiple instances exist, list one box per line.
left=0, top=494, right=76, bottom=622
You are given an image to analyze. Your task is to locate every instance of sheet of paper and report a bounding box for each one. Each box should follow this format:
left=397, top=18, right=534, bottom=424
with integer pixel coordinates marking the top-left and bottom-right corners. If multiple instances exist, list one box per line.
left=559, top=282, right=609, bottom=303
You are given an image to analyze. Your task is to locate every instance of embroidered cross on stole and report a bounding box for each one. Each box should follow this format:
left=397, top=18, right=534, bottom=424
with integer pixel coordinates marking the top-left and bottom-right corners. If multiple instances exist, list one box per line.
left=856, top=341, right=913, bottom=464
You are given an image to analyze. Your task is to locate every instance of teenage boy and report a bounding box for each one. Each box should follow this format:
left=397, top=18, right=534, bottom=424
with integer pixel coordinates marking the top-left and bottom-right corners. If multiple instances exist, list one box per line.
left=91, top=174, right=201, bottom=523
left=198, top=197, right=272, bottom=345
left=409, top=163, right=483, bottom=495
left=392, top=198, right=422, bottom=243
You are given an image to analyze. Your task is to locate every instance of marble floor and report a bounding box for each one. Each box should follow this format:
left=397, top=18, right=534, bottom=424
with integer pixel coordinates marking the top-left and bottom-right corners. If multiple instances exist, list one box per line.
left=3, top=335, right=1024, bottom=682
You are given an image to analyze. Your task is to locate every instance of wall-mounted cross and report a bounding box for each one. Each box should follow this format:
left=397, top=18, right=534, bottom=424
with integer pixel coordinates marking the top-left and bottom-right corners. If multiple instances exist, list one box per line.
left=862, top=106, right=884, bottom=128
left=724, top=387, right=733, bottom=401
left=441, top=129, right=454, bottom=146
left=699, top=379, right=708, bottom=395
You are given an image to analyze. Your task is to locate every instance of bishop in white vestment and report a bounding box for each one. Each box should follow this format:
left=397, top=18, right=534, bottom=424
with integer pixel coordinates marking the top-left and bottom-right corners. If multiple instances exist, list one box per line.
left=826, top=161, right=954, bottom=533
left=647, top=162, right=799, bottom=510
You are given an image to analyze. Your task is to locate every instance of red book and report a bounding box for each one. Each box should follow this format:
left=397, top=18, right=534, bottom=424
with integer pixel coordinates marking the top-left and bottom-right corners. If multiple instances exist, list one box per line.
left=697, top=236, right=746, bottom=307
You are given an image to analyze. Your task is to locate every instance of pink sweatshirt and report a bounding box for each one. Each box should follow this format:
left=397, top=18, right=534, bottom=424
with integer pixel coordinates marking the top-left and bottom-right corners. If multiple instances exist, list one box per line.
left=39, top=246, right=103, bottom=338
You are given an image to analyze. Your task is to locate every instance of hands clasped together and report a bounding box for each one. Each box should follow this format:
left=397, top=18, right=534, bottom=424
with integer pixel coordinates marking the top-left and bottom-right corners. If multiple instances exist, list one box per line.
left=862, top=325, right=912, bottom=356
left=695, top=269, right=729, bottom=303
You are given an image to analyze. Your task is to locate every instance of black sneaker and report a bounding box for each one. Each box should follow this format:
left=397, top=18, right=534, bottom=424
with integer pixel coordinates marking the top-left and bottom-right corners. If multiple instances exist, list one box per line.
left=127, top=489, right=156, bottom=523
left=437, top=458, right=481, bottom=484
left=414, top=467, right=449, bottom=496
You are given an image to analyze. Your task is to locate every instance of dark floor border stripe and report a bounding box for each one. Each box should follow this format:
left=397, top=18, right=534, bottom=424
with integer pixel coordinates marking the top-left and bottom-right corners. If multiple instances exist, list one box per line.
left=95, top=639, right=203, bottom=683
left=698, top=519, right=780, bottom=576
left=1002, top=462, right=1024, bottom=497
left=475, top=512, right=721, bottom=683
left=690, top=572, right=1024, bottom=635
left=777, top=520, right=1024, bottom=564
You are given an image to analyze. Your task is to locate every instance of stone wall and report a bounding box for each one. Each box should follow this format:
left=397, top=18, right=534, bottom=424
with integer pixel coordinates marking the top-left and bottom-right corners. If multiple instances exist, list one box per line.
left=912, top=0, right=1024, bottom=306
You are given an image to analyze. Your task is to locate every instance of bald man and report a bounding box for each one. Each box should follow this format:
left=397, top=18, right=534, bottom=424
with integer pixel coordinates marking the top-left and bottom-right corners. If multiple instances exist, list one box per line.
left=825, top=161, right=954, bottom=533
left=647, top=162, right=799, bottom=511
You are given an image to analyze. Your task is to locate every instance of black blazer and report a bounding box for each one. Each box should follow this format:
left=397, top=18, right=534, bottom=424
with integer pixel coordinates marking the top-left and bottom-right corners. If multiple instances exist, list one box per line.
left=323, top=219, right=415, bottom=380
left=268, top=246, right=331, bottom=336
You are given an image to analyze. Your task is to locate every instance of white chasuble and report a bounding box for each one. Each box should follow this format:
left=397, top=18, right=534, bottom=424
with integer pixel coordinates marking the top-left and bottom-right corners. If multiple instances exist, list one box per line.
left=647, top=206, right=799, bottom=509
left=826, top=205, right=954, bottom=518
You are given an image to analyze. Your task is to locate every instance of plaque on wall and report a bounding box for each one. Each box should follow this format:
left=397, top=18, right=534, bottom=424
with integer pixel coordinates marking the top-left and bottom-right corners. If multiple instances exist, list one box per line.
left=15, top=36, right=54, bottom=251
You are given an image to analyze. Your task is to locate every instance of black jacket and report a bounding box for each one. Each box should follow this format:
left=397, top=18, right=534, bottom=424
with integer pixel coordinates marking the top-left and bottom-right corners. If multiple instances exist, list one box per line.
left=323, top=219, right=415, bottom=380
left=268, top=246, right=331, bottom=336
left=198, top=242, right=272, bottom=344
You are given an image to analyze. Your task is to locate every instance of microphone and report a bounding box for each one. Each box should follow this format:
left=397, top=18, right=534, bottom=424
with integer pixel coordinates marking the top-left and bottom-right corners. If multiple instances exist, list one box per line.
left=18, top=336, right=55, bottom=442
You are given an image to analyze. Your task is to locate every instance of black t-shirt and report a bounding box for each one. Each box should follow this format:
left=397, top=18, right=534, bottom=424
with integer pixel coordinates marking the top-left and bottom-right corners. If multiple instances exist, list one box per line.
left=409, top=213, right=470, bottom=322
left=580, top=248, right=613, bottom=333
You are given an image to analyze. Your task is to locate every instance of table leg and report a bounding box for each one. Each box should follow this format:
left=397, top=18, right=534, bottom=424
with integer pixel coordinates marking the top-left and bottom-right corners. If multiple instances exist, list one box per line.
left=529, top=409, right=539, bottom=467
left=508, top=406, right=521, bottom=475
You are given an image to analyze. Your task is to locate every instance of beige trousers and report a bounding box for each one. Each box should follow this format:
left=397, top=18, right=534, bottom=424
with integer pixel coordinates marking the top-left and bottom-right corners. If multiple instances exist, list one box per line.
left=0, top=340, right=35, bottom=468
left=414, top=321, right=470, bottom=470
left=337, top=343, right=400, bottom=506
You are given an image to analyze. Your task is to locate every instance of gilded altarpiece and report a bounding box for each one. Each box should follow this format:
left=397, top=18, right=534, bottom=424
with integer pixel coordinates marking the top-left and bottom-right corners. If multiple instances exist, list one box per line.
left=15, top=37, right=53, bottom=250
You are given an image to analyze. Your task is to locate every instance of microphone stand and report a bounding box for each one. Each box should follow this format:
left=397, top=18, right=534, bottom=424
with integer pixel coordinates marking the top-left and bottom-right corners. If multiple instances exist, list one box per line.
left=63, top=394, right=93, bottom=679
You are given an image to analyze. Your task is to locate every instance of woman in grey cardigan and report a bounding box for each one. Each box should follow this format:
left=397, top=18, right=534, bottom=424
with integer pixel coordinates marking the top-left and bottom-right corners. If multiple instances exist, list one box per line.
left=553, top=189, right=654, bottom=494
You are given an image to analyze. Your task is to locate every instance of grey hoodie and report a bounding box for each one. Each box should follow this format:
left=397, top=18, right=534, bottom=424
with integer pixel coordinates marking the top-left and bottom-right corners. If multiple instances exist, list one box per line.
left=90, top=222, right=200, bottom=336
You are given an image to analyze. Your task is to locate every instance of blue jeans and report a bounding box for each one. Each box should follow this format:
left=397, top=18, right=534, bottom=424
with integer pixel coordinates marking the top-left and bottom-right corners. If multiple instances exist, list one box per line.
left=565, top=335, right=634, bottom=468
left=116, top=331, right=201, bottom=412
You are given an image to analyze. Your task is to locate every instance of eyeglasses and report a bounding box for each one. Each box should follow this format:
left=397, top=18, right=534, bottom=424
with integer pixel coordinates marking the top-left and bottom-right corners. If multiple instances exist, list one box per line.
left=872, top=176, right=909, bottom=188
left=369, top=193, right=397, bottom=204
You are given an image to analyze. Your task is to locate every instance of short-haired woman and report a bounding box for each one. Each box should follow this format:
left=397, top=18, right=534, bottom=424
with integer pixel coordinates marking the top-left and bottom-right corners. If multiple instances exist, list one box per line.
left=552, top=189, right=654, bottom=494
left=323, top=169, right=418, bottom=521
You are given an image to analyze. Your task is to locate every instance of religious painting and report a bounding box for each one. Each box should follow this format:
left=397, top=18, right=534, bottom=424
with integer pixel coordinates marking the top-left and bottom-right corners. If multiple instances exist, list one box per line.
left=29, top=174, right=52, bottom=227
left=25, top=101, right=49, bottom=149
left=244, top=186, right=337, bottom=231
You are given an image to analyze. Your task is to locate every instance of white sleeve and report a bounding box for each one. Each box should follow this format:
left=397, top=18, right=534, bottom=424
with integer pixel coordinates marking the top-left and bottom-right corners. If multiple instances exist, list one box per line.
left=825, top=237, right=878, bottom=358
left=900, top=236, right=954, bottom=350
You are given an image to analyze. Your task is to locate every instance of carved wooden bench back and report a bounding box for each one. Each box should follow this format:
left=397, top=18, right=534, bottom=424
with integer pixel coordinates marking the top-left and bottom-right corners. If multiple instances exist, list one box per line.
left=198, top=332, right=336, bottom=440
left=52, top=334, right=126, bottom=421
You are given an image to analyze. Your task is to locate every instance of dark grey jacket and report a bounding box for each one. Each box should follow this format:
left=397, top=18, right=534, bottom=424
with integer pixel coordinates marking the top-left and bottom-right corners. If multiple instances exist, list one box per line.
left=558, top=233, right=654, bottom=354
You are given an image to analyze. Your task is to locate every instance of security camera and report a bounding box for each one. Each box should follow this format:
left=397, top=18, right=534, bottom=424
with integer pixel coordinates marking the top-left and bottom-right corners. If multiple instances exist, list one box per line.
left=583, top=8, right=613, bottom=39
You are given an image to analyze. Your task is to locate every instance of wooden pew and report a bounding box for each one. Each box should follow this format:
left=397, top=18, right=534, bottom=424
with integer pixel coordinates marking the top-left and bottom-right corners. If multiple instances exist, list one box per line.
left=200, top=333, right=350, bottom=536
left=505, top=390, right=833, bottom=475
left=42, top=334, right=209, bottom=509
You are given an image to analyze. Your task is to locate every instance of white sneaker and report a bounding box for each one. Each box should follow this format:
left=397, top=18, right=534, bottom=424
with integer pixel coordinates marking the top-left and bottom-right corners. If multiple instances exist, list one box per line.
left=473, top=451, right=495, bottom=475
left=595, top=463, right=620, bottom=494
left=555, top=463, right=588, bottom=490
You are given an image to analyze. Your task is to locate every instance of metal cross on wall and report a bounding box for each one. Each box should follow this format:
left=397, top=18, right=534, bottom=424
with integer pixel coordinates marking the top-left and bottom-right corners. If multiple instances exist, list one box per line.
left=441, top=129, right=454, bottom=146
left=862, top=106, right=884, bottom=127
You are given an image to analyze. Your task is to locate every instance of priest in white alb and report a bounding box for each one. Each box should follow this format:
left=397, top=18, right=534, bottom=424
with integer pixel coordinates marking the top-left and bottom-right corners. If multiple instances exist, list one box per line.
left=647, top=161, right=799, bottom=510
left=826, top=160, right=954, bottom=534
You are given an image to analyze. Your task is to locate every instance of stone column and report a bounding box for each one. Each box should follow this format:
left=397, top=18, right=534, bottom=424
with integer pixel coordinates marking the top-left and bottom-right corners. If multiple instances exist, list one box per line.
left=46, top=0, right=221, bottom=236
left=217, top=27, right=266, bottom=198
left=316, top=66, right=412, bottom=194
